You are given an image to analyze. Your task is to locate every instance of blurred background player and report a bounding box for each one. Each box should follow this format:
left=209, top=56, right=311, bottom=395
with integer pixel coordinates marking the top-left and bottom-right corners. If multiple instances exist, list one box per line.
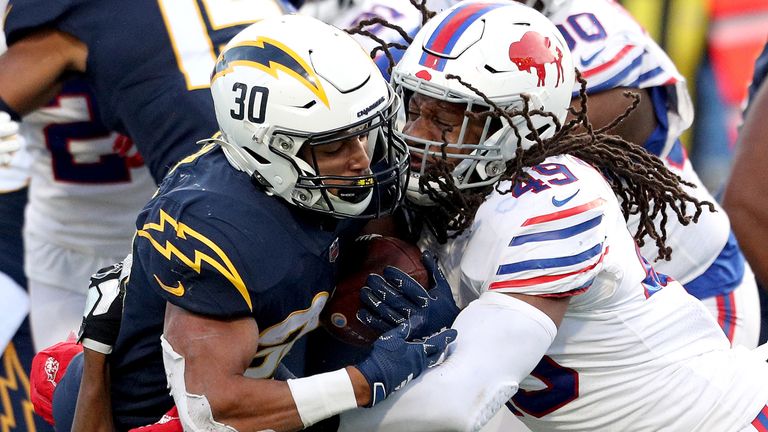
left=336, top=2, right=768, bottom=430
left=0, top=0, right=52, bottom=429
left=300, top=0, right=450, bottom=79
left=0, top=1, right=297, bottom=428
left=540, top=0, right=760, bottom=348
left=20, top=82, right=154, bottom=351
left=723, top=41, right=768, bottom=337
left=0, top=0, right=302, bottom=352
left=0, top=18, right=53, bottom=432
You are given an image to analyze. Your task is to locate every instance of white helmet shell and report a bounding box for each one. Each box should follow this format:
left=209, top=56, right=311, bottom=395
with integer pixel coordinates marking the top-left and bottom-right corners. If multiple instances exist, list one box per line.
left=211, top=14, right=409, bottom=218
left=392, top=0, right=575, bottom=202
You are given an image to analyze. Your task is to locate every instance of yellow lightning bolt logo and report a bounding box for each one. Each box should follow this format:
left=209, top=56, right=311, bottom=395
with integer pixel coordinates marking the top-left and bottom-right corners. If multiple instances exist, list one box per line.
left=137, top=209, right=253, bottom=311
left=0, top=343, right=37, bottom=432
left=211, top=36, right=330, bottom=108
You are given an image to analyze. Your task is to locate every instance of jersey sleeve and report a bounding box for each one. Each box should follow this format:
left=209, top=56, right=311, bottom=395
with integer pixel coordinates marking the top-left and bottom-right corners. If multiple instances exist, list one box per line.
left=484, top=157, right=611, bottom=298
left=133, top=196, right=257, bottom=319
left=4, top=0, right=76, bottom=45
left=552, top=0, right=684, bottom=96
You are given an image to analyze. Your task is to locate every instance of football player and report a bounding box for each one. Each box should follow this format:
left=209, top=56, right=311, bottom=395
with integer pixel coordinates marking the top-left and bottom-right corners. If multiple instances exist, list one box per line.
left=0, top=0, right=294, bottom=352
left=723, top=42, right=768, bottom=305
left=49, top=15, right=457, bottom=432
left=322, top=0, right=760, bottom=348
left=336, top=2, right=768, bottom=430
left=19, top=81, right=155, bottom=350
left=530, top=0, right=761, bottom=349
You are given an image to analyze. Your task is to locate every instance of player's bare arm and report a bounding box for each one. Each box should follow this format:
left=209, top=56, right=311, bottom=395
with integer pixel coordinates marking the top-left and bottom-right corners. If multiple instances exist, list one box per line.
left=71, top=348, right=115, bottom=432
left=163, top=300, right=455, bottom=432
left=0, top=28, right=87, bottom=115
left=723, top=78, right=768, bottom=285
left=567, top=86, right=657, bottom=146
left=71, top=258, right=129, bottom=432
left=163, top=302, right=312, bottom=431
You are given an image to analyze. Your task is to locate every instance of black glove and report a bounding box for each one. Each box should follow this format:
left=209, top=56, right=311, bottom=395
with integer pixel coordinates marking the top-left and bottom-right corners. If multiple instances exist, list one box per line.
left=78, top=254, right=131, bottom=354
left=358, top=250, right=460, bottom=339
left=355, top=321, right=457, bottom=407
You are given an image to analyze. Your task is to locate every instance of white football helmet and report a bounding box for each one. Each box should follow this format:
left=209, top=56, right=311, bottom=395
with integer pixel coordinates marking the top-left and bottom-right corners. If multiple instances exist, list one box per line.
left=211, top=14, right=409, bottom=218
left=391, top=0, right=574, bottom=203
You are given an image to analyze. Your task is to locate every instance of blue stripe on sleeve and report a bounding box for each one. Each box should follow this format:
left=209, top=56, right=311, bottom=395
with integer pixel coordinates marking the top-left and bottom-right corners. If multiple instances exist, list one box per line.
left=497, top=243, right=604, bottom=275
left=509, top=215, right=603, bottom=246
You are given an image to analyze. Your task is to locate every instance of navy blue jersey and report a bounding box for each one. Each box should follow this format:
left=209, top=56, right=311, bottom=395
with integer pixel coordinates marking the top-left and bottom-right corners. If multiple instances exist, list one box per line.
left=109, top=144, right=360, bottom=429
left=4, top=0, right=293, bottom=181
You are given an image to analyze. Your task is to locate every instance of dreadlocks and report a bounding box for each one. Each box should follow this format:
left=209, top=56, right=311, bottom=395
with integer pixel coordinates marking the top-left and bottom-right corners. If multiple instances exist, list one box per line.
left=344, top=1, right=714, bottom=261
left=416, top=71, right=715, bottom=261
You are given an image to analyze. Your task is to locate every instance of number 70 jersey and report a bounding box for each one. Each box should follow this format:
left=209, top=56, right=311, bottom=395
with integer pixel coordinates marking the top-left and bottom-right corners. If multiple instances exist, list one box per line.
left=4, top=0, right=294, bottom=182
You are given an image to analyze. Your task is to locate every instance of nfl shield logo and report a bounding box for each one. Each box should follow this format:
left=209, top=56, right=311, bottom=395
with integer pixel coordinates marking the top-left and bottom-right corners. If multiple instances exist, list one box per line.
left=329, top=237, right=339, bottom=263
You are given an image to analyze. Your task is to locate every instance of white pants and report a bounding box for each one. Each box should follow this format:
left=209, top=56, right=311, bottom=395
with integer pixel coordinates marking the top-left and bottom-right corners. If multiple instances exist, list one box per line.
left=28, top=279, right=85, bottom=350
left=25, top=234, right=127, bottom=351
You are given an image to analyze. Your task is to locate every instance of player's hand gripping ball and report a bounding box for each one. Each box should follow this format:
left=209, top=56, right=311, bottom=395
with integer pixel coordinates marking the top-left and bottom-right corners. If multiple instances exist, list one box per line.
left=321, top=235, right=428, bottom=346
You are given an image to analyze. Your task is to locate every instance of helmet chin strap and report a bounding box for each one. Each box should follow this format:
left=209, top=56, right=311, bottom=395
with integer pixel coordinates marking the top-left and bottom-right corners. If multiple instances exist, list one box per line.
left=321, top=188, right=374, bottom=216
left=219, top=139, right=257, bottom=176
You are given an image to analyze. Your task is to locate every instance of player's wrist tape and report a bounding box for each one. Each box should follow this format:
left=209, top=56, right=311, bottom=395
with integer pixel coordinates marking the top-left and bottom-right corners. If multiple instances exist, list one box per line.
left=287, top=369, right=357, bottom=427
left=0, top=97, right=20, bottom=121
left=81, top=337, right=113, bottom=354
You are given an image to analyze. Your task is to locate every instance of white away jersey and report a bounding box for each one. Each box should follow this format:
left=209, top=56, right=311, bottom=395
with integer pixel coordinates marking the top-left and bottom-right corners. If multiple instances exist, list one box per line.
left=308, top=0, right=455, bottom=79
left=420, top=154, right=768, bottom=431
left=549, top=0, right=738, bottom=298
left=550, top=0, right=693, bottom=159
left=21, top=80, right=155, bottom=257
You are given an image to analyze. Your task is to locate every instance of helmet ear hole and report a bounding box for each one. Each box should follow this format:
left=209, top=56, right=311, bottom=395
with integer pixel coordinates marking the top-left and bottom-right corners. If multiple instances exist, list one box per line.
left=243, top=147, right=271, bottom=166
left=525, top=123, right=553, bottom=141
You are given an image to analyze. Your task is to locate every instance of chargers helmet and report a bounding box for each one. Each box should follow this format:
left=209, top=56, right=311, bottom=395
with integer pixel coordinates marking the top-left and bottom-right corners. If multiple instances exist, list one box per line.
left=210, top=14, right=409, bottom=218
left=391, top=0, right=574, bottom=203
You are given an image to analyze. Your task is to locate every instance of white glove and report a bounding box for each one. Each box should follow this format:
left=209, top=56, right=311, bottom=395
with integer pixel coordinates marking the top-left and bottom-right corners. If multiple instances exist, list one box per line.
left=0, top=111, right=21, bottom=166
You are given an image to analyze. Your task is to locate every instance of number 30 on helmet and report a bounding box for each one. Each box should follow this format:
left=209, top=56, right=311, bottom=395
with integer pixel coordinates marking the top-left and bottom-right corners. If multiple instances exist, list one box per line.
left=210, top=14, right=409, bottom=218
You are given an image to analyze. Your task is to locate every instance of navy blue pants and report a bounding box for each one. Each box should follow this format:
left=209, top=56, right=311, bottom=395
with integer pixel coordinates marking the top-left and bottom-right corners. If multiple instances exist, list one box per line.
left=52, top=352, right=83, bottom=431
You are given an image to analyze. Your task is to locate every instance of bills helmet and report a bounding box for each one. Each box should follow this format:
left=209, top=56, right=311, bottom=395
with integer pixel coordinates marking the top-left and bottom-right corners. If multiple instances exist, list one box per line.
left=391, top=0, right=575, bottom=203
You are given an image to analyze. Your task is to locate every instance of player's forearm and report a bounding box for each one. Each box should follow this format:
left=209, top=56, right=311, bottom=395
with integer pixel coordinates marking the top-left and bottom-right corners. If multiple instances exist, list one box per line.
left=202, top=367, right=370, bottom=432
left=724, top=203, right=768, bottom=285
left=0, top=29, right=86, bottom=115
left=339, top=292, right=558, bottom=432
left=723, top=80, right=768, bottom=286
left=72, top=348, right=116, bottom=432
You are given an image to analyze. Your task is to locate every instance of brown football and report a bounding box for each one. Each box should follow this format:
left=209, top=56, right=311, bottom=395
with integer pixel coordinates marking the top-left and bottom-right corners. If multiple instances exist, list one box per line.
left=321, top=235, right=429, bottom=346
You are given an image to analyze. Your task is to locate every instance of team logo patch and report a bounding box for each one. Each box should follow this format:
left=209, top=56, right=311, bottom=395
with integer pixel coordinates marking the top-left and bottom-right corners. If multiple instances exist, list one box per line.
left=212, top=37, right=329, bottom=108
left=44, top=357, right=59, bottom=386
left=137, top=209, right=252, bottom=311
left=508, top=31, right=565, bottom=87
left=329, top=237, right=340, bottom=263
